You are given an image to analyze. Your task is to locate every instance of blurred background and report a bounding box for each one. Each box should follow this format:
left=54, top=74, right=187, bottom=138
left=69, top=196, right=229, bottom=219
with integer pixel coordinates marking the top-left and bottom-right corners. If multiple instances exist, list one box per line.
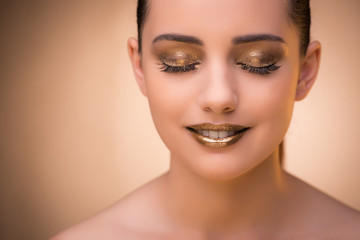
left=0, top=0, right=359, bottom=239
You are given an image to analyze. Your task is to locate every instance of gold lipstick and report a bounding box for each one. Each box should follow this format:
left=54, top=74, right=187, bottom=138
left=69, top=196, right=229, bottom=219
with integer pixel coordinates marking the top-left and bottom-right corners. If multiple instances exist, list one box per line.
left=186, top=123, right=250, bottom=148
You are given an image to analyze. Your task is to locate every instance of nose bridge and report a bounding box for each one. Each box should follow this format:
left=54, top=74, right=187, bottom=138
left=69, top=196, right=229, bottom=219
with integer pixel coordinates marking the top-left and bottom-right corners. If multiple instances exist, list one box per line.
left=198, top=58, right=238, bottom=114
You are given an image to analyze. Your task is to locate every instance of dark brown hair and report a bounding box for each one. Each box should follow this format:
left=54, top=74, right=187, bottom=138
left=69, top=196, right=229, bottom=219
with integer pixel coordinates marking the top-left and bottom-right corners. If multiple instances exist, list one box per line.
left=136, top=0, right=311, bottom=55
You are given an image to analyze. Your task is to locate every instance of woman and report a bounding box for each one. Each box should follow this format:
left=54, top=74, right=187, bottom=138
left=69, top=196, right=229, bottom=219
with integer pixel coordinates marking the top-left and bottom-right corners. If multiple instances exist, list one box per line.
left=52, top=0, right=360, bottom=239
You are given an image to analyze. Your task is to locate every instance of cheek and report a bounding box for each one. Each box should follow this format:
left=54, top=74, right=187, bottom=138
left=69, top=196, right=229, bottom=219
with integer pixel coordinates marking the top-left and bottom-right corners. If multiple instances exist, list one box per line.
left=243, top=65, right=299, bottom=123
left=241, top=67, right=299, bottom=155
left=142, top=66, right=196, bottom=146
left=145, top=75, right=189, bottom=120
left=142, top=55, right=201, bottom=123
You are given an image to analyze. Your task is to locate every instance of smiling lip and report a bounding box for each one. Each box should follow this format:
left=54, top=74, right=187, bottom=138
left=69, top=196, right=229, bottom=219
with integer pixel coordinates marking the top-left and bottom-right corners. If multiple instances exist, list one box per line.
left=186, top=123, right=250, bottom=148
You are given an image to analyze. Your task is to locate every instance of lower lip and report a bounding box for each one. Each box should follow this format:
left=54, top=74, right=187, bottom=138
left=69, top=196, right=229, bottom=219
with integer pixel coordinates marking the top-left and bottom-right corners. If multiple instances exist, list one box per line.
left=189, top=129, right=250, bottom=148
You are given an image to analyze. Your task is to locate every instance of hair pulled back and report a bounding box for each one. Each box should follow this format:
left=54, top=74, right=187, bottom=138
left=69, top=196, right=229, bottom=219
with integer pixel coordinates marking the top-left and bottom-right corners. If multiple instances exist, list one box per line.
left=136, top=0, right=310, bottom=56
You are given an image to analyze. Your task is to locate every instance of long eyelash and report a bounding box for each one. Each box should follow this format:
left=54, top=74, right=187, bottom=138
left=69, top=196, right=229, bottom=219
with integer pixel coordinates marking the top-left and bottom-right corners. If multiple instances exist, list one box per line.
left=237, top=63, right=281, bottom=75
left=160, top=62, right=200, bottom=73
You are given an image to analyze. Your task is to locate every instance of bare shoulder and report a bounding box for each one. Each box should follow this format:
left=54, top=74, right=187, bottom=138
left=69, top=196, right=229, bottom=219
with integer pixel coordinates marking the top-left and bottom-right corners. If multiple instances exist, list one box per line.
left=49, top=213, right=129, bottom=240
left=285, top=172, right=360, bottom=237
left=50, top=174, right=168, bottom=240
left=49, top=203, right=139, bottom=240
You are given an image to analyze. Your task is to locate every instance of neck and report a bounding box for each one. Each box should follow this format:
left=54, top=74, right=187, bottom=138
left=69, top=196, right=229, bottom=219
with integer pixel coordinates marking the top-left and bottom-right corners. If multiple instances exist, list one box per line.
left=163, top=149, right=287, bottom=233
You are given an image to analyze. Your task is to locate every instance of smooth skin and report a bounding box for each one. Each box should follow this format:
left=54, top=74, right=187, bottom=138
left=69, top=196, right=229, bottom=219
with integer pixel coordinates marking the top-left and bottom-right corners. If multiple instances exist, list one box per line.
left=52, top=0, right=360, bottom=239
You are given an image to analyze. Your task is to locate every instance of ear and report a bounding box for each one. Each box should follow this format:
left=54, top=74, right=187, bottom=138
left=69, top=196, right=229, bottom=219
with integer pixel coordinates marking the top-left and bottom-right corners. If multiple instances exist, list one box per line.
left=128, top=37, right=147, bottom=97
left=295, top=41, right=321, bottom=101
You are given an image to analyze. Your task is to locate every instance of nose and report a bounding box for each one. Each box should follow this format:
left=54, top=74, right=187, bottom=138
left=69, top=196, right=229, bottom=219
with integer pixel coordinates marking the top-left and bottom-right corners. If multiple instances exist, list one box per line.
left=197, top=63, right=238, bottom=114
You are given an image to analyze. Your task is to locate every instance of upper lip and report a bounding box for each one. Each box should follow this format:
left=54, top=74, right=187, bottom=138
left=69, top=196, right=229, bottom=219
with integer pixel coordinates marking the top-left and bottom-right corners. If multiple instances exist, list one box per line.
left=186, top=123, right=249, bottom=132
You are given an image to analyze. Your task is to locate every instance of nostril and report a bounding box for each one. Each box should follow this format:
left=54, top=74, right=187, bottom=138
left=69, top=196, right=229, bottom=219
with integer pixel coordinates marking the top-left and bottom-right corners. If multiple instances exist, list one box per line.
left=198, top=87, right=238, bottom=114
left=201, top=106, right=234, bottom=113
left=223, top=107, right=234, bottom=113
left=203, top=106, right=211, bottom=112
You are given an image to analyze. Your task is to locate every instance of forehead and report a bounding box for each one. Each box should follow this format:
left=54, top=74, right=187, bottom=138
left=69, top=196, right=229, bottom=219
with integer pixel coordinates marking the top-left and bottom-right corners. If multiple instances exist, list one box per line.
left=144, top=0, right=292, bottom=45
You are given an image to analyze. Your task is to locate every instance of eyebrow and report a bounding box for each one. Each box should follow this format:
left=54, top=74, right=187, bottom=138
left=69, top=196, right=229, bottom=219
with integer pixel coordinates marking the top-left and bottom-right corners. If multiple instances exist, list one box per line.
left=152, top=34, right=204, bottom=45
left=152, top=33, right=284, bottom=46
left=232, top=34, right=285, bottom=45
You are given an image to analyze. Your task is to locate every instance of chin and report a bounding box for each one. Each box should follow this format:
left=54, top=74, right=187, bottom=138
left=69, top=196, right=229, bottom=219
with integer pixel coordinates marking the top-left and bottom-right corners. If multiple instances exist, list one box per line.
left=170, top=143, right=273, bottom=182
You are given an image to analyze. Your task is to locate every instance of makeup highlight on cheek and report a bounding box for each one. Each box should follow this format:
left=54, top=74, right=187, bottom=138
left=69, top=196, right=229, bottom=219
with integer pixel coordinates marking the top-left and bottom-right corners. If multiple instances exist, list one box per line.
left=152, top=43, right=204, bottom=73
left=234, top=41, right=288, bottom=75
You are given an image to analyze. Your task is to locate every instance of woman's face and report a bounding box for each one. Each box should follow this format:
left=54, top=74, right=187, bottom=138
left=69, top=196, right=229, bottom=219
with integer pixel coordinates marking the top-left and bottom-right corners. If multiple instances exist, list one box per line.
left=133, top=0, right=305, bottom=180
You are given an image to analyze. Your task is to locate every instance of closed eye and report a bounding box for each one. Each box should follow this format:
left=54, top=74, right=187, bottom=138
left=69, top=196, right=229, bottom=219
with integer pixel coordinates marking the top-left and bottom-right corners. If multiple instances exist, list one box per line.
left=236, top=62, right=281, bottom=75
left=159, top=62, right=200, bottom=73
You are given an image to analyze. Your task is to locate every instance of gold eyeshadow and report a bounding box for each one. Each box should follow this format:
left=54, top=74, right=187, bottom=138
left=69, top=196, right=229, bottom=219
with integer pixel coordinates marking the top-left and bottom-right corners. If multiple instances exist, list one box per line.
left=233, top=41, right=287, bottom=67
left=151, top=40, right=286, bottom=74
left=152, top=43, right=204, bottom=67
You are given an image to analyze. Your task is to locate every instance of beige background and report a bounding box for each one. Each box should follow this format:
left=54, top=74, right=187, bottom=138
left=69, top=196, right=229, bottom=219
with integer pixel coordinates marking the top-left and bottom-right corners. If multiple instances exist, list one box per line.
left=0, top=0, right=359, bottom=239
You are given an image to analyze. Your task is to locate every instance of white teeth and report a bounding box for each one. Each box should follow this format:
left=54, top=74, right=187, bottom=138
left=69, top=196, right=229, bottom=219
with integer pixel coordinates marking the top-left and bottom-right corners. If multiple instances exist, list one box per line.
left=202, top=130, right=209, bottom=137
left=209, top=130, right=219, bottom=138
left=219, top=131, right=228, bottom=138
left=197, top=130, right=236, bottom=139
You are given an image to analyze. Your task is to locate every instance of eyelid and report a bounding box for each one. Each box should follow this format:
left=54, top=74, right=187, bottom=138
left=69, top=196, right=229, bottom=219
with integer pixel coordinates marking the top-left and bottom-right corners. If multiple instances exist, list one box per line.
left=155, top=46, right=203, bottom=73
left=153, top=42, right=204, bottom=59
left=160, top=55, right=201, bottom=67
left=233, top=41, right=286, bottom=67
left=234, top=51, right=283, bottom=67
left=236, top=62, right=281, bottom=75
left=159, top=62, right=200, bottom=73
